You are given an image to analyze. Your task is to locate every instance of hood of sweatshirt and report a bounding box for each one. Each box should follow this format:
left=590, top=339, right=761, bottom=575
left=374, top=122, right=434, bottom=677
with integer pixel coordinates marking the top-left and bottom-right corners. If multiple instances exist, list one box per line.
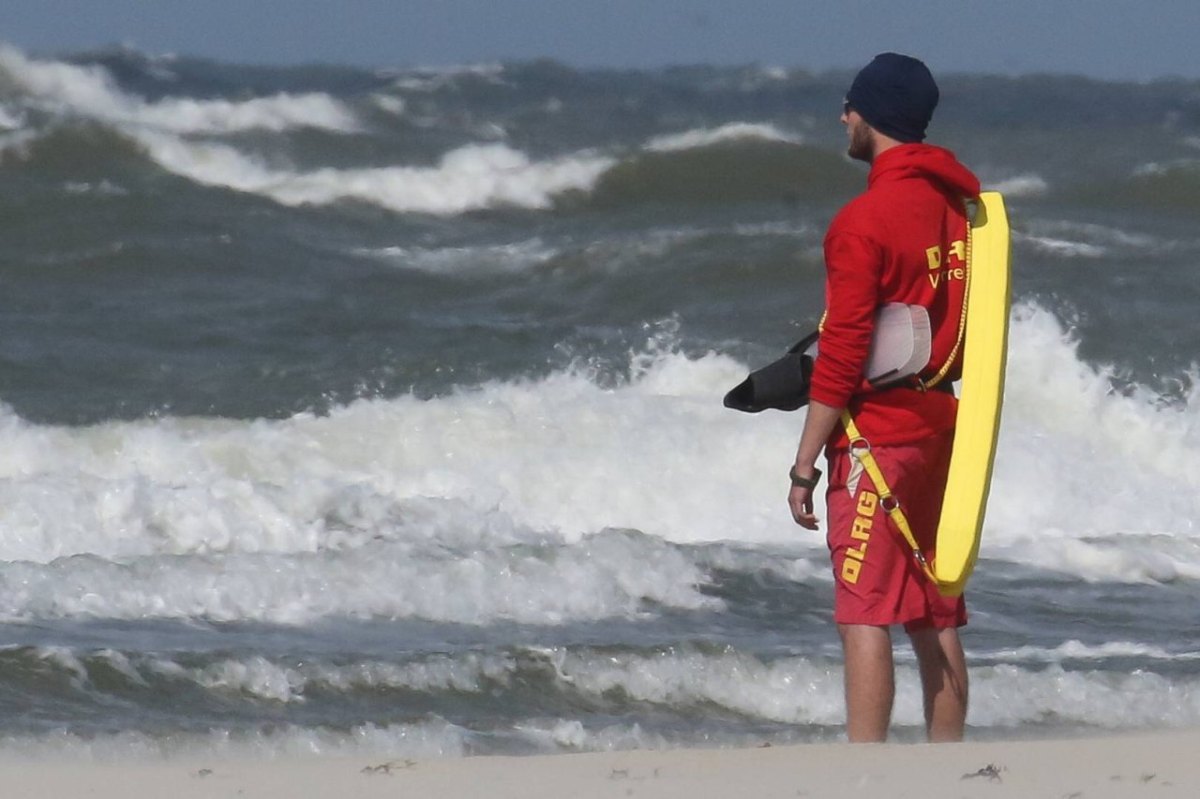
left=867, top=143, right=981, bottom=198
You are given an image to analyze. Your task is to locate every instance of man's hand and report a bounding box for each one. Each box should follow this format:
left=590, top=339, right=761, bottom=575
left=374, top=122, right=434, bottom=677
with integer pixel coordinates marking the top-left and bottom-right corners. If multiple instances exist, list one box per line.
left=788, top=399, right=840, bottom=532
left=789, top=481, right=820, bottom=529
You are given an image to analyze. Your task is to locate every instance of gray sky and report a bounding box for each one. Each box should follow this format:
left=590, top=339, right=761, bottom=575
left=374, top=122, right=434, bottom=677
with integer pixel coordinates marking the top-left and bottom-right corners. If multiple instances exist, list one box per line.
left=6, top=1, right=1199, bottom=81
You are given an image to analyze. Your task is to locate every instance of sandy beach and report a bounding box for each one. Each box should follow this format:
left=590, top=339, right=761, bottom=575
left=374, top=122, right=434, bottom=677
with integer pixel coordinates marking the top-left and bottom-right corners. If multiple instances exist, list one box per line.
left=3, top=731, right=1197, bottom=799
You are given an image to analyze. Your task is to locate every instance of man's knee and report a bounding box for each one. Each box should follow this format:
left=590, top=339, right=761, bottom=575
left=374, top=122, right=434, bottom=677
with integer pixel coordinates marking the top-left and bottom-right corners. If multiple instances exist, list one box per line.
left=838, top=623, right=891, bottom=644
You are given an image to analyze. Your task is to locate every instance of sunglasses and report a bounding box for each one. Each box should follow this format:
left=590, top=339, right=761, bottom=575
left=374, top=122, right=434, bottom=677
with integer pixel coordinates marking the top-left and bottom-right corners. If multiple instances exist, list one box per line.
left=842, top=99, right=853, bottom=115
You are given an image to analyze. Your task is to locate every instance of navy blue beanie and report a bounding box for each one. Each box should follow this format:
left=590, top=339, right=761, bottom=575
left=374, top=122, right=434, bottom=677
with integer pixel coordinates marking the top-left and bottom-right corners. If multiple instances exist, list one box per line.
left=845, top=53, right=939, bottom=143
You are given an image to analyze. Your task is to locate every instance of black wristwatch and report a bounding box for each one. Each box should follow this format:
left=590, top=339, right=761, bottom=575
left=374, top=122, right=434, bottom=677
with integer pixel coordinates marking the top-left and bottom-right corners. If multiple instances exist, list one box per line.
left=789, top=465, right=822, bottom=490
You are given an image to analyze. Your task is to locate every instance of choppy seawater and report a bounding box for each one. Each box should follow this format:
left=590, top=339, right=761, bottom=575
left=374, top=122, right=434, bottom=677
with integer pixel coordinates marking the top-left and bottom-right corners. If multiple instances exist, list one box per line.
left=0, top=44, right=1197, bottom=758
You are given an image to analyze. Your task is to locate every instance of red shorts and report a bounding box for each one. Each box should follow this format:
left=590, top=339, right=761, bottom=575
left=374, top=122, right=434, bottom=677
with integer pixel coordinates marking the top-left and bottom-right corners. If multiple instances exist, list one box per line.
left=825, top=429, right=967, bottom=631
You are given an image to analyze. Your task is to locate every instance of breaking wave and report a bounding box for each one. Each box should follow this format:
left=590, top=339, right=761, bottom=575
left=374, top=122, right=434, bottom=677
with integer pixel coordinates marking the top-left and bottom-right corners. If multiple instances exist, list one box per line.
left=0, top=45, right=359, bottom=134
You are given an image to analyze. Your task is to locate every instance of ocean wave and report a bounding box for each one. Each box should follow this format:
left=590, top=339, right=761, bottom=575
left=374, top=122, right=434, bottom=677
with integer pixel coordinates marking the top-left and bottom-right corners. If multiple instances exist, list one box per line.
left=0, top=123, right=152, bottom=178
left=128, top=126, right=847, bottom=215
left=0, top=523, right=719, bottom=624
left=0, top=128, right=39, bottom=163
left=983, top=301, right=1200, bottom=579
left=1130, top=159, right=1200, bottom=195
left=970, top=663, right=1200, bottom=729
left=562, top=647, right=1200, bottom=731
left=558, top=647, right=844, bottom=725
left=1076, top=159, right=1200, bottom=209
left=134, top=132, right=614, bottom=214
left=62, top=179, right=129, bottom=197
left=168, top=651, right=522, bottom=703
left=592, top=139, right=860, bottom=206
left=11, top=642, right=1200, bottom=754
left=644, top=123, right=804, bottom=153
left=0, top=716, right=679, bottom=762
left=0, top=45, right=359, bottom=134
left=1014, top=232, right=1108, bottom=258
left=1021, top=218, right=1161, bottom=251
left=356, top=238, right=561, bottom=274
left=0, top=344, right=788, bottom=563
left=353, top=220, right=819, bottom=278
left=381, top=63, right=508, bottom=93
left=0, top=302, right=1195, bottom=617
left=0, top=46, right=917, bottom=215
left=975, top=640, right=1200, bottom=664
left=1133, top=158, right=1200, bottom=178
left=0, top=103, right=24, bottom=130
left=131, top=93, right=359, bottom=135
left=569, top=645, right=1200, bottom=731
left=0, top=719, right=472, bottom=762
left=161, top=645, right=1200, bottom=733
left=984, top=173, right=1049, bottom=198
left=370, top=93, right=406, bottom=116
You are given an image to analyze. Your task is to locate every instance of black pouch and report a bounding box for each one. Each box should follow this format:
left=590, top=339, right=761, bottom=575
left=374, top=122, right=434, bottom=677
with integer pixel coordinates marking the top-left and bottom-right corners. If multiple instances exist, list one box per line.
left=723, top=330, right=819, bottom=413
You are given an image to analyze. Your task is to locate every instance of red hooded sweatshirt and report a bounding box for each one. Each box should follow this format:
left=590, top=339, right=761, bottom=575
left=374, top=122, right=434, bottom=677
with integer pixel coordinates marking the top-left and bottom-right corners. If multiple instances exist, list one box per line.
left=809, top=143, right=981, bottom=449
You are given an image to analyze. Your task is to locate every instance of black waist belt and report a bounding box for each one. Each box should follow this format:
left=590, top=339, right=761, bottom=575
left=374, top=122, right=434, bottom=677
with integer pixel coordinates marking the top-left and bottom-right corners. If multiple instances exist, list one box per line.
left=902, top=379, right=956, bottom=396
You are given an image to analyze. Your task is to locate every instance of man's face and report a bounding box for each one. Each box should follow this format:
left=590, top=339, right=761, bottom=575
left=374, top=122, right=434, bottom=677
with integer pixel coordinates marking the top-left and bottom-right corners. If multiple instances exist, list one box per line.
left=842, top=106, right=873, bottom=163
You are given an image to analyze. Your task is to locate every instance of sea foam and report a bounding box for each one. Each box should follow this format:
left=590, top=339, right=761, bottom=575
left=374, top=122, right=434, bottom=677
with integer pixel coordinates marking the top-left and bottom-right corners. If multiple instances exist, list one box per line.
left=0, top=302, right=1195, bottom=627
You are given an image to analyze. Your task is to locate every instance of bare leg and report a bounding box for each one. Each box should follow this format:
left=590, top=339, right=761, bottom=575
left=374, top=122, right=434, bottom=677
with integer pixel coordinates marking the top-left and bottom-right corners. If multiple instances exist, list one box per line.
left=838, top=624, right=894, bottom=742
left=909, top=626, right=968, bottom=742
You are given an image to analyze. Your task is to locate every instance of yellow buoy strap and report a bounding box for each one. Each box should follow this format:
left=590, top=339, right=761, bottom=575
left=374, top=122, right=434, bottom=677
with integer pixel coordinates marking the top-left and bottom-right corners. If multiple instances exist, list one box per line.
left=840, top=410, right=939, bottom=584
left=917, top=198, right=974, bottom=392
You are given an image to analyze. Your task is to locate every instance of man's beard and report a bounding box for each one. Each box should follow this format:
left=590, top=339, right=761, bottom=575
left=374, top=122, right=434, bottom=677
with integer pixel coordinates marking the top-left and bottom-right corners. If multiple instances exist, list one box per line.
left=847, top=120, right=873, bottom=162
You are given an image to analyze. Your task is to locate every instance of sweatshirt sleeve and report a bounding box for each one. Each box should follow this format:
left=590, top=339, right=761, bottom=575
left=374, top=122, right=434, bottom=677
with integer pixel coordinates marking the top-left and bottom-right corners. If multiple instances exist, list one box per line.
left=808, top=228, right=882, bottom=408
